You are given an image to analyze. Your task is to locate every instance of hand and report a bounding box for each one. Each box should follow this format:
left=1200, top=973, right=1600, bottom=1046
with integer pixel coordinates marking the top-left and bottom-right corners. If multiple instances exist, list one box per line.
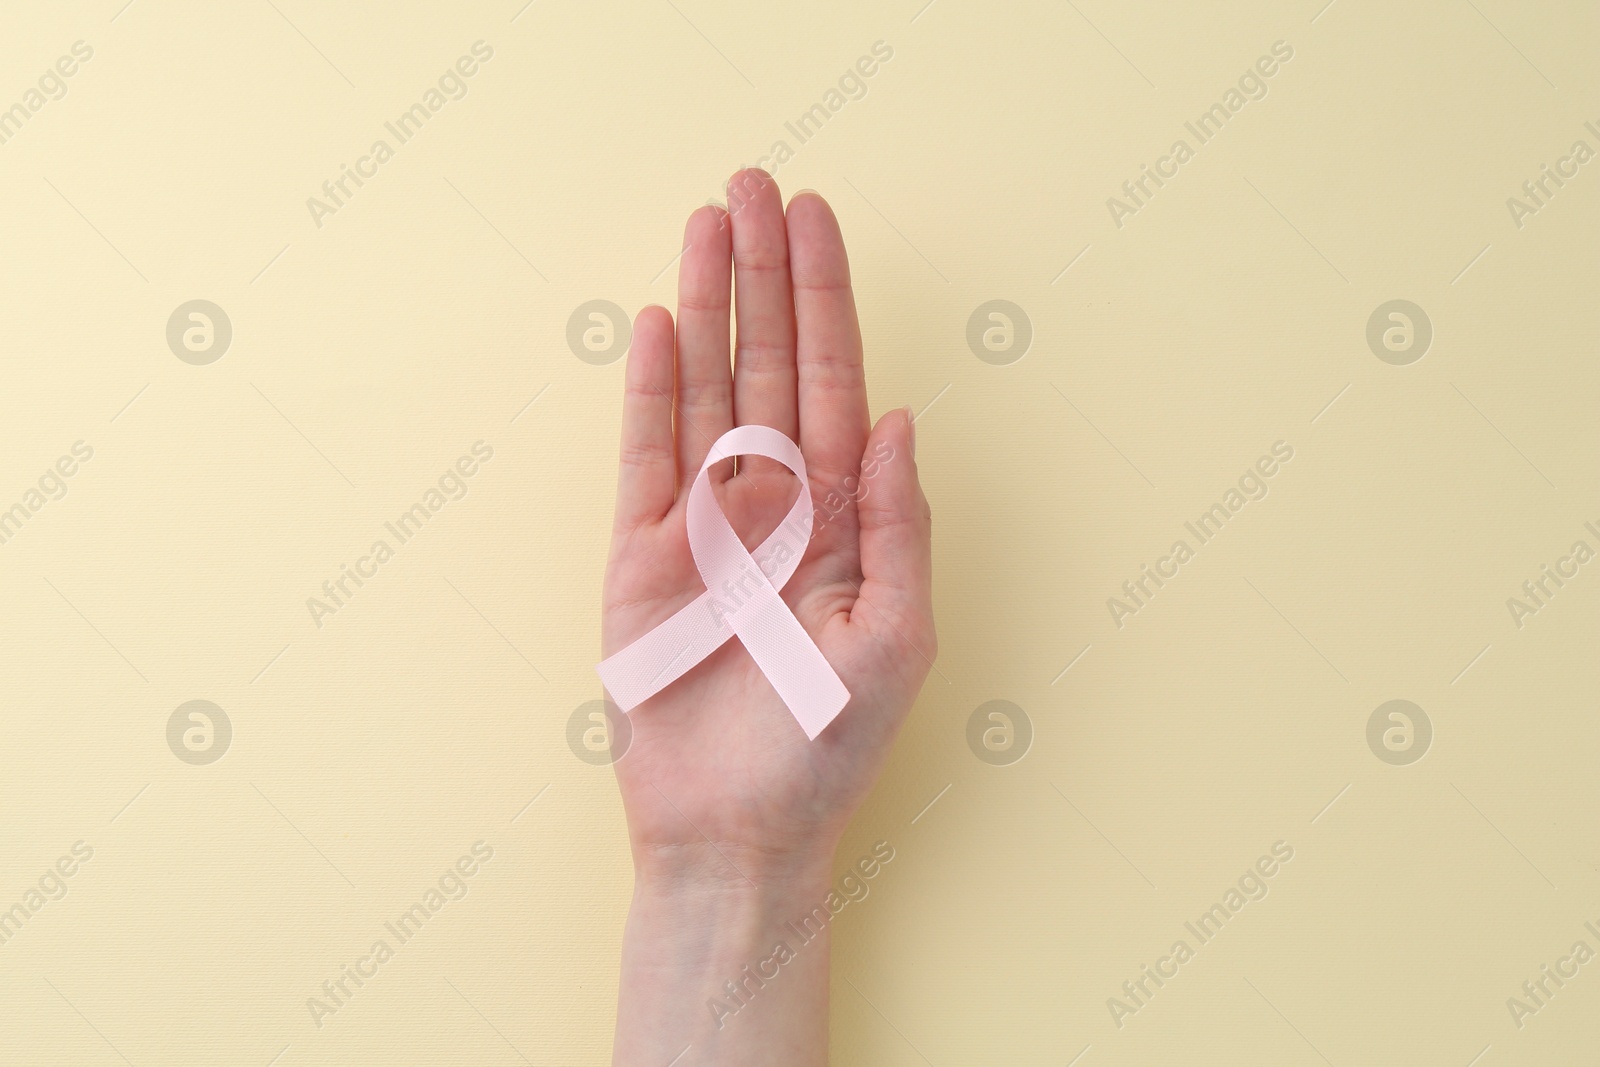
left=602, top=170, right=935, bottom=884
left=604, top=170, right=935, bottom=1065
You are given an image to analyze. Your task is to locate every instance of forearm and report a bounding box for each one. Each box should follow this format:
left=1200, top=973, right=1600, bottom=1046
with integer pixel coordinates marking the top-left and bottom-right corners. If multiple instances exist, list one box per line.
left=612, top=850, right=836, bottom=1067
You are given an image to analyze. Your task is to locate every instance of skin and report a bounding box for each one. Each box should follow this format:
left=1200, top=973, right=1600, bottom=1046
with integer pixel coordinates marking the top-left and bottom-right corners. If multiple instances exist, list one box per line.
left=604, top=169, right=936, bottom=1066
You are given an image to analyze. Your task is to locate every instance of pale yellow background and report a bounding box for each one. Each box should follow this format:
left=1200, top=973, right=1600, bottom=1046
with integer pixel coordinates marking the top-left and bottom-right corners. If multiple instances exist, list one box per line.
left=1, top=0, right=1597, bottom=1063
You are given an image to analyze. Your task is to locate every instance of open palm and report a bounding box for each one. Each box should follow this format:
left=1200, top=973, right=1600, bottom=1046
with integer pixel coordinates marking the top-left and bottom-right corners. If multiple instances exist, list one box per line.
left=600, top=170, right=935, bottom=882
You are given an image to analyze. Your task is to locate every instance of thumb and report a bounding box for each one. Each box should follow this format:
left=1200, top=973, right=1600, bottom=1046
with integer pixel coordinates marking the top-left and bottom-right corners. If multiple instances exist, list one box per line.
left=853, top=406, right=934, bottom=651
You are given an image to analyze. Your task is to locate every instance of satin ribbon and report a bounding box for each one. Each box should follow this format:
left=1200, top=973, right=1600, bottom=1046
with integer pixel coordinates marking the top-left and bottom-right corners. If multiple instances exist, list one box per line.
left=597, top=425, right=850, bottom=740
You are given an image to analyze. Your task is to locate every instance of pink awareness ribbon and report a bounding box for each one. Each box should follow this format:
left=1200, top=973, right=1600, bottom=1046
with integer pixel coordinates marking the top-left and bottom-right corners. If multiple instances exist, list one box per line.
left=597, top=424, right=850, bottom=740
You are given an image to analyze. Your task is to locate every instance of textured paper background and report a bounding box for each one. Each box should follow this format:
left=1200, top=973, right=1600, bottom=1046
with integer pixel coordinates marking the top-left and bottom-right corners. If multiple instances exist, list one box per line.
left=1, top=0, right=1597, bottom=1063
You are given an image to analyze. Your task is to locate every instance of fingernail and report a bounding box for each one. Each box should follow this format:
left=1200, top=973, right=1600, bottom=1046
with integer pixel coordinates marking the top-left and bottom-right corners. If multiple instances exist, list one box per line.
left=903, top=405, right=916, bottom=457
left=726, top=168, right=771, bottom=195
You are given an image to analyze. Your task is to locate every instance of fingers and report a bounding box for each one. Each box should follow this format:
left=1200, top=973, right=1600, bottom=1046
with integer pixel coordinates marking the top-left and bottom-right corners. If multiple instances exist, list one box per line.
left=727, top=169, right=798, bottom=478
left=854, top=408, right=934, bottom=648
left=786, top=192, right=870, bottom=488
left=614, top=305, right=678, bottom=533
left=675, top=204, right=735, bottom=483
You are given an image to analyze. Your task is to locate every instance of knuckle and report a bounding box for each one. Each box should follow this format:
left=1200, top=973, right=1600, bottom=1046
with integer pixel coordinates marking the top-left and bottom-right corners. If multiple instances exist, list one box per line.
left=618, top=438, right=672, bottom=469
left=678, top=379, right=733, bottom=406
left=791, top=274, right=852, bottom=295
left=678, top=291, right=730, bottom=314
left=734, top=336, right=793, bottom=362
left=732, top=247, right=788, bottom=274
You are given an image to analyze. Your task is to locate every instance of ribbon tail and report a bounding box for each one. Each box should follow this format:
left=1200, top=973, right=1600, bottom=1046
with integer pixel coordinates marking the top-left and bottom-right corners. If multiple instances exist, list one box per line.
left=729, top=593, right=850, bottom=739
left=596, top=591, right=734, bottom=711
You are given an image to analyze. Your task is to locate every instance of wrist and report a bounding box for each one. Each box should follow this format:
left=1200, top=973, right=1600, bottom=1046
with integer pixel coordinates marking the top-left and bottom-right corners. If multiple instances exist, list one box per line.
left=614, top=847, right=837, bottom=1065
left=631, top=837, right=838, bottom=899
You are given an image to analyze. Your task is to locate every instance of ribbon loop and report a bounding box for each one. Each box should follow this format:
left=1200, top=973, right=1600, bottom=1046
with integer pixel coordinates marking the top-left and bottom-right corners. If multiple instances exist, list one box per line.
left=596, top=425, right=850, bottom=740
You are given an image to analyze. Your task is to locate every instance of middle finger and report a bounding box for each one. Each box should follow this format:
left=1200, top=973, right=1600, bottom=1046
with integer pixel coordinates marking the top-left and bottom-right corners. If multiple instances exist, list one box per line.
left=727, top=168, right=799, bottom=478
